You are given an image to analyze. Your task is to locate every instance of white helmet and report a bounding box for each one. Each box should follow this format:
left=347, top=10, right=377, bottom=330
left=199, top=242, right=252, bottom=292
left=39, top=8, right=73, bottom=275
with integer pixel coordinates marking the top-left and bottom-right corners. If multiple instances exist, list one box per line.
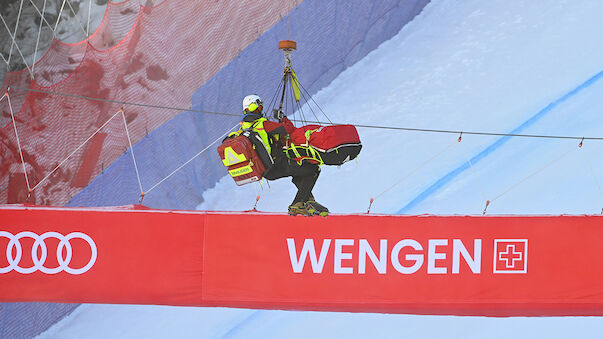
left=242, top=94, right=263, bottom=112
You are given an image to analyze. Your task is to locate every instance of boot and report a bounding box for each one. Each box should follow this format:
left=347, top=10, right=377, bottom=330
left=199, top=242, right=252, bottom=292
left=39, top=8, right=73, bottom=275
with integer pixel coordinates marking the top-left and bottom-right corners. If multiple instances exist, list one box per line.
left=306, top=199, right=329, bottom=217
left=288, top=202, right=314, bottom=216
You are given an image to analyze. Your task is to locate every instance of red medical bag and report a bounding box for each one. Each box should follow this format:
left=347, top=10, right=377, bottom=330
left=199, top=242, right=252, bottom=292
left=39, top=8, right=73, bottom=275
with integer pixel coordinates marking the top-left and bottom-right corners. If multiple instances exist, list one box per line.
left=217, top=135, right=266, bottom=186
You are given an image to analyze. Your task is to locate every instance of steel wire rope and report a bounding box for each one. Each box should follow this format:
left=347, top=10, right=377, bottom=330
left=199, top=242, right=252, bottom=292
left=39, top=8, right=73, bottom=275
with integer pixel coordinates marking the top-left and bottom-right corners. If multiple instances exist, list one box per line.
left=7, top=87, right=603, bottom=142
left=0, top=11, right=34, bottom=78
left=458, top=135, right=488, bottom=203
left=256, top=75, right=284, bottom=202
left=144, top=123, right=240, bottom=196
left=578, top=146, right=603, bottom=213
left=284, top=70, right=298, bottom=122
left=294, top=74, right=325, bottom=125
left=298, top=87, right=321, bottom=126
left=30, top=109, right=123, bottom=192
left=287, top=67, right=322, bottom=125
left=4, top=91, right=31, bottom=192
left=483, top=145, right=577, bottom=214
left=287, top=81, right=300, bottom=124
left=267, top=74, right=286, bottom=118
left=31, top=0, right=48, bottom=77
left=288, top=83, right=299, bottom=123
left=295, top=82, right=308, bottom=125
left=87, top=0, right=93, bottom=36
left=295, top=94, right=306, bottom=125
left=3, top=94, right=598, bottom=211
left=289, top=77, right=307, bottom=125
left=251, top=78, right=286, bottom=204
left=285, top=77, right=296, bottom=123
left=289, top=65, right=334, bottom=125
left=275, top=70, right=288, bottom=111
left=279, top=68, right=297, bottom=123
left=291, top=96, right=299, bottom=123
left=121, top=109, right=144, bottom=196
left=54, top=0, right=67, bottom=32
left=287, top=118, right=603, bottom=141
left=267, top=78, right=282, bottom=114
left=7, top=0, right=24, bottom=66
left=352, top=159, right=373, bottom=213
left=283, top=73, right=299, bottom=123
left=9, top=86, right=240, bottom=118
left=0, top=50, right=7, bottom=65
left=64, top=0, right=89, bottom=39
left=373, top=138, right=457, bottom=203
left=286, top=0, right=291, bottom=40
left=28, top=0, right=57, bottom=37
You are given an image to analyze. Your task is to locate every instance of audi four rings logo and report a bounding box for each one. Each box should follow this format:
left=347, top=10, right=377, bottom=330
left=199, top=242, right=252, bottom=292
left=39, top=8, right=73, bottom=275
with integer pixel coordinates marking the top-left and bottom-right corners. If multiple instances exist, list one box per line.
left=0, top=231, right=97, bottom=275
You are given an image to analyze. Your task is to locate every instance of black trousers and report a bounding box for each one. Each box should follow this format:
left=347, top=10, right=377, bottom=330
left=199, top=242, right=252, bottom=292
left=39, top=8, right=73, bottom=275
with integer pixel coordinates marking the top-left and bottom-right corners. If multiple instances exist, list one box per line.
left=264, top=158, right=320, bottom=205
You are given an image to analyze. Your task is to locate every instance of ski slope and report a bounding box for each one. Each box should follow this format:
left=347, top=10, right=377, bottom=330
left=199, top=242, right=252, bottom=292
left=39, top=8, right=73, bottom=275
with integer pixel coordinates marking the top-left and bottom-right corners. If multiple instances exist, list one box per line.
left=38, top=0, right=603, bottom=338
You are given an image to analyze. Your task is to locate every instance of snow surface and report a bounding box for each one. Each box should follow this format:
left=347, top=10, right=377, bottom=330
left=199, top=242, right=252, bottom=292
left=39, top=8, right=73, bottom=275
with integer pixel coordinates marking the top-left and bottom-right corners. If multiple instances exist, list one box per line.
left=39, top=0, right=603, bottom=337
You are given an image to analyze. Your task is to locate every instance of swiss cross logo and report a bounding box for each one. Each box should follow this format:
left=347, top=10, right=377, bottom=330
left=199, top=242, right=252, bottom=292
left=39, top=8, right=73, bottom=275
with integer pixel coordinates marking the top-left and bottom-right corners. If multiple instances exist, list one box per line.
left=493, top=239, right=528, bottom=273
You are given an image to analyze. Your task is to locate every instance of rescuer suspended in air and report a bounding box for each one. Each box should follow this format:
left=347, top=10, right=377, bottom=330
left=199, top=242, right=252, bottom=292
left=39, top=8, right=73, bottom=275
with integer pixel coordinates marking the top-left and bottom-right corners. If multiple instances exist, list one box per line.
left=217, top=40, right=362, bottom=216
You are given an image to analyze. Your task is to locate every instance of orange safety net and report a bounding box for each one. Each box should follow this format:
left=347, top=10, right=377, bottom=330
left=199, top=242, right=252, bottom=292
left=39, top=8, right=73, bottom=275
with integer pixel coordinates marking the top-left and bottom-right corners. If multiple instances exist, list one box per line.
left=0, top=0, right=298, bottom=205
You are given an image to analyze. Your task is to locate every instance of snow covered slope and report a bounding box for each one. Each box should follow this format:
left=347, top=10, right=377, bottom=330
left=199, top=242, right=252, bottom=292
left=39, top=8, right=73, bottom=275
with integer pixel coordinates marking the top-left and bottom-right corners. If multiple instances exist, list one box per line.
left=38, top=0, right=603, bottom=338
left=199, top=0, right=603, bottom=216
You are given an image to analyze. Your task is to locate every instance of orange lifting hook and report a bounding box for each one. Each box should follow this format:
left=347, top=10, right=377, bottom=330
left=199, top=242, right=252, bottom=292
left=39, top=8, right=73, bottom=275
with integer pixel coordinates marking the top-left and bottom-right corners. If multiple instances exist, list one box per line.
left=278, top=40, right=297, bottom=51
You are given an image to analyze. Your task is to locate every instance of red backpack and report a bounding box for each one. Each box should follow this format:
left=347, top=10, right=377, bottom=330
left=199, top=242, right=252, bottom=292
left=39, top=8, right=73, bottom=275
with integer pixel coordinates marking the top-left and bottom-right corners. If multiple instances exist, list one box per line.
left=217, top=135, right=266, bottom=186
left=286, top=124, right=362, bottom=165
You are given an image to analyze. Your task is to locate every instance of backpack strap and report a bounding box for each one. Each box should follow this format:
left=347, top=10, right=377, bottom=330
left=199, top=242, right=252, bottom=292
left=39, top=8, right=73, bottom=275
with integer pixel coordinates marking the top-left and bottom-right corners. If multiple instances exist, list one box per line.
left=286, top=143, right=324, bottom=166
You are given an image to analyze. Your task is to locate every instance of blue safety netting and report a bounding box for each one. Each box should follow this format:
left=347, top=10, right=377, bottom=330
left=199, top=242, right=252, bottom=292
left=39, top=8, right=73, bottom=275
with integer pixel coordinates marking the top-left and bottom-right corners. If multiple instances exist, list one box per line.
left=69, top=0, right=430, bottom=210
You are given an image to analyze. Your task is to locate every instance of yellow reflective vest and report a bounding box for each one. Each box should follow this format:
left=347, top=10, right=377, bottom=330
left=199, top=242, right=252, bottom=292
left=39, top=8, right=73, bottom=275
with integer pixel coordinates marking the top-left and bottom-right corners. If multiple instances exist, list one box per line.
left=230, top=118, right=282, bottom=155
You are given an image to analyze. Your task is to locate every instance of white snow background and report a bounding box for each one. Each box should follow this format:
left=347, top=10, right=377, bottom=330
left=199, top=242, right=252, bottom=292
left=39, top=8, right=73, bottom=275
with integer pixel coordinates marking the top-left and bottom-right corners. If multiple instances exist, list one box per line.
left=39, top=0, right=603, bottom=338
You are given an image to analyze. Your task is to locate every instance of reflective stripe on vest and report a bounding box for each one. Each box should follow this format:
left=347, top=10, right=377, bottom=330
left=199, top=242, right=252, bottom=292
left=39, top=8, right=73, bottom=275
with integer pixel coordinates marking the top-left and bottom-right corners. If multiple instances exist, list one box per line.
left=241, top=118, right=273, bottom=154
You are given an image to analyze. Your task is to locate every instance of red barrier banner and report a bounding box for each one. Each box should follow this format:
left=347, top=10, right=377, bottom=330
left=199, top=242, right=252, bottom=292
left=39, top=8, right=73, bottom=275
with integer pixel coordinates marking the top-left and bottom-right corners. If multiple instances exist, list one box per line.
left=1, top=205, right=603, bottom=316
left=0, top=205, right=204, bottom=305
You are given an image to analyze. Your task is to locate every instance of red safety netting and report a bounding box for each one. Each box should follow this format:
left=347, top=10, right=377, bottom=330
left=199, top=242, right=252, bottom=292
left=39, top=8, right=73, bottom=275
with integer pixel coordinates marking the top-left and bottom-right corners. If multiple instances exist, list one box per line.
left=0, top=0, right=297, bottom=205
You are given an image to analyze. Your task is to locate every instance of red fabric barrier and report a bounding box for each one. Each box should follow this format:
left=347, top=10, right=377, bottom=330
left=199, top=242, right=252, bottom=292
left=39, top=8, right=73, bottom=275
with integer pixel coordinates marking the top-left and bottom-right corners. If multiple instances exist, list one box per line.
left=1, top=205, right=603, bottom=316
left=0, top=205, right=204, bottom=305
